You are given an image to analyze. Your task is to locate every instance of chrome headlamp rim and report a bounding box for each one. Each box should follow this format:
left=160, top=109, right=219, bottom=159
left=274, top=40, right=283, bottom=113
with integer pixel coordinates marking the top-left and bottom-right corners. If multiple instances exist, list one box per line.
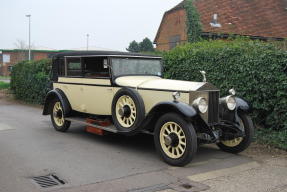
left=193, top=97, right=208, bottom=114
left=226, top=95, right=236, bottom=110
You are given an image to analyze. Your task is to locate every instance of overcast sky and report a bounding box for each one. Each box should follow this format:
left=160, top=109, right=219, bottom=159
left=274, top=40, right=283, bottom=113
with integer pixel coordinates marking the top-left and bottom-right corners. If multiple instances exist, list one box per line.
left=0, top=0, right=182, bottom=51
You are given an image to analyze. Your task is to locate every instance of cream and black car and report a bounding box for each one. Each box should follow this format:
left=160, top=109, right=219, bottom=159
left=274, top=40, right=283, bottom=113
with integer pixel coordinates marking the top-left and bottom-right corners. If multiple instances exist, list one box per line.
left=43, top=51, right=254, bottom=166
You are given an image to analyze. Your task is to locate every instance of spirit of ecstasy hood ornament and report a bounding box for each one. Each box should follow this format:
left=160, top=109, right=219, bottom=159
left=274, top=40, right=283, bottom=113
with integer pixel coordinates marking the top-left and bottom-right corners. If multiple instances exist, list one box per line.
left=200, top=71, right=207, bottom=82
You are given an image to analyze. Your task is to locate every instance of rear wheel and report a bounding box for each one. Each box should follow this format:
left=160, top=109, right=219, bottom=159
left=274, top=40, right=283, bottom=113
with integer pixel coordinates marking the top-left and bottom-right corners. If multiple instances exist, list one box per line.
left=154, top=113, right=197, bottom=166
left=217, top=112, right=254, bottom=153
left=50, top=99, right=71, bottom=132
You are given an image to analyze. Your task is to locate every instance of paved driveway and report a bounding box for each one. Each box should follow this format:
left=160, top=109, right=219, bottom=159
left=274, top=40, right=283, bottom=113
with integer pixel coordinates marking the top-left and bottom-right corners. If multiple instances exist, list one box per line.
left=0, top=97, right=286, bottom=192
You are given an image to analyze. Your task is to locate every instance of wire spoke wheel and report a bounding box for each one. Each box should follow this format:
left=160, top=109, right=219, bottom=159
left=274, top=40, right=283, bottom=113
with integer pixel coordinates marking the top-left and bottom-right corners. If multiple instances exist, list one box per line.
left=159, top=122, right=187, bottom=159
left=115, top=95, right=137, bottom=128
left=53, top=102, right=65, bottom=127
left=221, top=118, right=244, bottom=147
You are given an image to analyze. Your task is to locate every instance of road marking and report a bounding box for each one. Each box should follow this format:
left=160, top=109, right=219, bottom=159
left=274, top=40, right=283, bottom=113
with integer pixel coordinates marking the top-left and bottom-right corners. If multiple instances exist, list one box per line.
left=0, top=123, right=15, bottom=131
left=188, top=161, right=260, bottom=182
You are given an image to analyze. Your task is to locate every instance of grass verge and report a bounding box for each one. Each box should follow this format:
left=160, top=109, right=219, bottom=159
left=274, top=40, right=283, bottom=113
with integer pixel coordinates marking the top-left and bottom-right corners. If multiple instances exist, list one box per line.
left=256, top=128, right=287, bottom=151
left=0, top=81, right=10, bottom=90
left=0, top=76, right=10, bottom=80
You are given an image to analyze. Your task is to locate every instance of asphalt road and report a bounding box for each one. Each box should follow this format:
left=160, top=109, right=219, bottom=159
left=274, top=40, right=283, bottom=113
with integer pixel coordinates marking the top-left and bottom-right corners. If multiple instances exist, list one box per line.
left=1, top=97, right=285, bottom=192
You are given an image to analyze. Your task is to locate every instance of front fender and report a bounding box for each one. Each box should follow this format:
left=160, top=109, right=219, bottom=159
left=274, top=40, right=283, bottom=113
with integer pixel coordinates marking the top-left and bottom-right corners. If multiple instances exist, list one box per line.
left=219, top=97, right=251, bottom=123
left=148, top=101, right=197, bottom=119
left=42, top=89, right=72, bottom=116
left=235, top=97, right=251, bottom=112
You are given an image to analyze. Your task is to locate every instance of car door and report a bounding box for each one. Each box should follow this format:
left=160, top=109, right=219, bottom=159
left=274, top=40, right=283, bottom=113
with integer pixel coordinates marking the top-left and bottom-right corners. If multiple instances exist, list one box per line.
left=79, top=57, right=113, bottom=115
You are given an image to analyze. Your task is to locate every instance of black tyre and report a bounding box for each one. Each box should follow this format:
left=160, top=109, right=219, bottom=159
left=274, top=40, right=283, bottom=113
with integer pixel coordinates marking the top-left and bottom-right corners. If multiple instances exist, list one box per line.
left=111, top=88, right=145, bottom=135
left=154, top=113, right=197, bottom=167
left=50, top=99, right=71, bottom=132
left=217, top=112, right=254, bottom=153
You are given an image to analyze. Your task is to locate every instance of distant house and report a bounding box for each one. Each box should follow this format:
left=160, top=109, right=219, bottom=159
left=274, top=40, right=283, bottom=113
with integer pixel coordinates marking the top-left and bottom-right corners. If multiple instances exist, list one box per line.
left=0, top=48, right=60, bottom=76
left=154, top=0, right=287, bottom=51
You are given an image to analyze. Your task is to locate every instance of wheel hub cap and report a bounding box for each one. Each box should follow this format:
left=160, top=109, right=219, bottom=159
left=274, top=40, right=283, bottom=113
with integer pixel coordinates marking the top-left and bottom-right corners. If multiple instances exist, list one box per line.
left=118, top=105, right=131, bottom=118
left=165, top=133, right=179, bottom=147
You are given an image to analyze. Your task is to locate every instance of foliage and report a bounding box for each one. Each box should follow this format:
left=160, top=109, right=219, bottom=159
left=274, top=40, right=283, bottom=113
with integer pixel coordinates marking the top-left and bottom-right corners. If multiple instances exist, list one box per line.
left=126, top=40, right=140, bottom=53
left=0, top=76, right=11, bottom=80
left=127, top=37, right=155, bottom=53
left=139, top=38, right=155, bottom=52
left=184, top=0, right=202, bottom=43
left=10, top=59, right=52, bottom=104
left=163, top=39, right=287, bottom=131
left=256, top=128, right=287, bottom=150
left=0, top=81, right=10, bottom=90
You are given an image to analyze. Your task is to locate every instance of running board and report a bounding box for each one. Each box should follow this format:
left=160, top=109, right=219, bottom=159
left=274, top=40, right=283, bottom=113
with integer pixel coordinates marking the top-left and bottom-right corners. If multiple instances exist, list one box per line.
left=65, top=117, right=118, bottom=133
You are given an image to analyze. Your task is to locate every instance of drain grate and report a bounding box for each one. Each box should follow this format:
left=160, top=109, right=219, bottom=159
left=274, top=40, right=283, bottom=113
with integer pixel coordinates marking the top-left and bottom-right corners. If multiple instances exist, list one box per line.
left=32, top=174, right=65, bottom=188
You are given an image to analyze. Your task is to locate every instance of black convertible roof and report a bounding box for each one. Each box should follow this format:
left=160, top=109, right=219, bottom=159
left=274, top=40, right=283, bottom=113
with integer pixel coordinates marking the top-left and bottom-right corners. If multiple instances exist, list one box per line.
left=53, top=51, right=162, bottom=58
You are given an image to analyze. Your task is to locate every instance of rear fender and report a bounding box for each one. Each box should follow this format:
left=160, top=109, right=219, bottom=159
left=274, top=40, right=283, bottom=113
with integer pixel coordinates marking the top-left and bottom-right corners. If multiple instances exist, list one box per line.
left=42, top=89, right=72, bottom=116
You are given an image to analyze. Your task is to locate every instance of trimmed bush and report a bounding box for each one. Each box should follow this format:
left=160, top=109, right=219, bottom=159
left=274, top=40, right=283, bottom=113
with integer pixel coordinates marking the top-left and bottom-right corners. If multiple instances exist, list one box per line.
left=10, top=59, right=52, bottom=104
left=163, top=40, right=287, bottom=131
left=0, top=82, right=10, bottom=90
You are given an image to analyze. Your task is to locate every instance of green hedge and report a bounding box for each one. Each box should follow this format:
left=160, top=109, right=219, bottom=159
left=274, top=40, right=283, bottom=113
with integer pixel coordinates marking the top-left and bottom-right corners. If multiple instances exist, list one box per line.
left=163, top=40, right=287, bottom=131
left=0, top=81, right=10, bottom=90
left=10, top=59, right=52, bottom=104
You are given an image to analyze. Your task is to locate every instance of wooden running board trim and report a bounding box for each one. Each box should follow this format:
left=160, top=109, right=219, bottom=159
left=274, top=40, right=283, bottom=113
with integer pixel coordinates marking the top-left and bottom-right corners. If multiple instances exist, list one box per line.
left=66, top=117, right=118, bottom=133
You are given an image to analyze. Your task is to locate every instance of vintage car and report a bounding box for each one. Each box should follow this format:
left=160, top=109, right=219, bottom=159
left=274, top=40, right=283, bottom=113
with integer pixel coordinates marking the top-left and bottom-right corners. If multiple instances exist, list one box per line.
left=43, top=51, right=254, bottom=166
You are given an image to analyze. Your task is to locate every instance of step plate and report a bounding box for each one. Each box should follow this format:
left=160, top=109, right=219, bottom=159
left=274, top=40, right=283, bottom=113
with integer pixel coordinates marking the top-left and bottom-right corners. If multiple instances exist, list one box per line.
left=65, top=117, right=118, bottom=133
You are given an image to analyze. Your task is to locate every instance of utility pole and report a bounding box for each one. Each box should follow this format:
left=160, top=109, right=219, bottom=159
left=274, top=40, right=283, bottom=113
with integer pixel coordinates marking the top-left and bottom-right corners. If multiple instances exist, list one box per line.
left=86, top=34, right=89, bottom=50
left=26, top=14, right=31, bottom=60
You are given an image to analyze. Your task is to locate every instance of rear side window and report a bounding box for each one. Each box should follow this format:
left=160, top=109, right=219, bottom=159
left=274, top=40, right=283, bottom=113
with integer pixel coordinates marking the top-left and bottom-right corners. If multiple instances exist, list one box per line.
left=66, top=58, right=82, bottom=77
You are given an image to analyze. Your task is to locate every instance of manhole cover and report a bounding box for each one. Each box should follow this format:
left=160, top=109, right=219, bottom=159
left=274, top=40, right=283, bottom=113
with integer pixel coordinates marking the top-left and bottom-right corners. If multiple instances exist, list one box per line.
left=32, top=174, right=65, bottom=188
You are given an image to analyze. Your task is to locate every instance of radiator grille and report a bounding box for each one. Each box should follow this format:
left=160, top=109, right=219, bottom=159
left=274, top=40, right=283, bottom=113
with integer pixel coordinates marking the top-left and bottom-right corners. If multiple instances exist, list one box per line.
left=208, top=91, right=219, bottom=124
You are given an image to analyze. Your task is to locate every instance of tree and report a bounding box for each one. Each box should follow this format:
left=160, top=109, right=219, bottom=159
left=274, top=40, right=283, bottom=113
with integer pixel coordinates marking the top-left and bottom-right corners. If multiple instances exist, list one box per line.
left=14, top=39, right=28, bottom=61
left=126, top=38, right=155, bottom=53
left=185, top=0, right=202, bottom=42
left=126, top=40, right=140, bottom=52
left=139, top=37, right=154, bottom=52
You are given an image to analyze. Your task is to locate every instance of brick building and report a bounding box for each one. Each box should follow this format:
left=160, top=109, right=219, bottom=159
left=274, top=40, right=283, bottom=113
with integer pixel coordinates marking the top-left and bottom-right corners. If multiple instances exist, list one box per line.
left=0, top=49, right=59, bottom=76
left=154, top=0, right=287, bottom=51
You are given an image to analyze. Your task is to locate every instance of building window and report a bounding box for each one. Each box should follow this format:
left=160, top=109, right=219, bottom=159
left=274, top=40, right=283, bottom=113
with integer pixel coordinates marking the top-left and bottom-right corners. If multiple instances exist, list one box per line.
left=2, top=54, right=10, bottom=63
left=169, top=35, right=181, bottom=49
left=8, top=65, right=13, bottom=72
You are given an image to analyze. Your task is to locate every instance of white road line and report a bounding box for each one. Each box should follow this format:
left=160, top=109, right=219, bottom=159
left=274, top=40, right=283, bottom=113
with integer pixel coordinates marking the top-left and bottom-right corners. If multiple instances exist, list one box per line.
left=188, top=161, right=260, bottom=182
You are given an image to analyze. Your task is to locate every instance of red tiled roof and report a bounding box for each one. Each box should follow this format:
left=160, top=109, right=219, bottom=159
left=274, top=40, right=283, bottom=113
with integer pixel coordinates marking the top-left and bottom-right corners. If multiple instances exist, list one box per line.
left=194, top=0, right=287, bottom=38
left=156, top=0, right=287, bottom=41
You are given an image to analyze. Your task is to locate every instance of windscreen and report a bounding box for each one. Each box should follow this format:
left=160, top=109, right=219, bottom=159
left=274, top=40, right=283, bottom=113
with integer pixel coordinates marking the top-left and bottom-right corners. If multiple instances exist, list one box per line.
left=111, top=58, right=162, bottom=77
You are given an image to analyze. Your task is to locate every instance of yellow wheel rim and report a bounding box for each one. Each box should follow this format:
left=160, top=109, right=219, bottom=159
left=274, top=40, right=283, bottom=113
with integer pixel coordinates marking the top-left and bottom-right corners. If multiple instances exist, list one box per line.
left=53, top=102, right=65, bottom=127
left=221, top=118, right=244, bottom=147
left=115, top=95, right=136, bottom=128
left=159, top=122, right=186, bottom=159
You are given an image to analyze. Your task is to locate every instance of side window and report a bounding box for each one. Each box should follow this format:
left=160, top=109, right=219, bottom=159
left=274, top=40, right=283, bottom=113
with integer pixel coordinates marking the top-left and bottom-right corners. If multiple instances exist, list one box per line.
left=82, top=57, right=110, bottom=78
left=66, top=58, right=82, bottom=77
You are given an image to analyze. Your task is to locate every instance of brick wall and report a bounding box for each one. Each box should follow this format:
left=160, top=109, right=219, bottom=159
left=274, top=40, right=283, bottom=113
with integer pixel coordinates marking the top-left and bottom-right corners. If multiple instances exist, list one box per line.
left=0, top=51, right=55, bottom=76
left=155, top=9, right=188, bottom=51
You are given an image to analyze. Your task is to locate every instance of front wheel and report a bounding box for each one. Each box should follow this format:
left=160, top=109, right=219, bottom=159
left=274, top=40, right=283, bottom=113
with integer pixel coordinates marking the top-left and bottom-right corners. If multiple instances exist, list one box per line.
left=217, top=112, right=254, bottom=153
left=50, top=99, right=71, bottom=132
left=154, top=113, right=197, bottom=167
